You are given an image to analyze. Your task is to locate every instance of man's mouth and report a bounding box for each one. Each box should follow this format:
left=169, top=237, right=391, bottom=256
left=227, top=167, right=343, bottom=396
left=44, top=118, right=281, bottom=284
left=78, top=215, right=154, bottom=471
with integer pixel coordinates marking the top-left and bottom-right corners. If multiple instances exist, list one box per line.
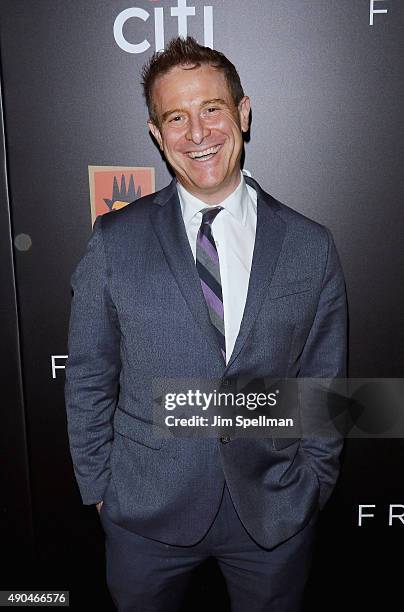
left=186, top=144, right=222, bottom=161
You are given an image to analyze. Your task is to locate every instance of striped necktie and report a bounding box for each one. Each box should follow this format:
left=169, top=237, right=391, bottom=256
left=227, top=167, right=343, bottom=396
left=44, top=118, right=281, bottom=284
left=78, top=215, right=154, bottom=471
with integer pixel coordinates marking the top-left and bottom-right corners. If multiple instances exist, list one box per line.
left=196, top=207, right=226, bottom=361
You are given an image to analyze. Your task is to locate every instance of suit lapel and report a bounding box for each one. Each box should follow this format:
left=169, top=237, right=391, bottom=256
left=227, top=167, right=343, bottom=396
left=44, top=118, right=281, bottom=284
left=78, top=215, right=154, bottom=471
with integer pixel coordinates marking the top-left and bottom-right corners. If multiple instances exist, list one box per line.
left=225, top=178, right=287, bottom=370
left=150, top=180, right=225, bottom=364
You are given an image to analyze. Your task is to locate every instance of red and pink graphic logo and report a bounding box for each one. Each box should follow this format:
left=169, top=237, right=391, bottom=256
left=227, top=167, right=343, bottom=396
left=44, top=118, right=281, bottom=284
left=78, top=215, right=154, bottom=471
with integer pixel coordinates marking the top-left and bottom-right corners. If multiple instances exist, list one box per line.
left=88, top=166, right=155, bottom=224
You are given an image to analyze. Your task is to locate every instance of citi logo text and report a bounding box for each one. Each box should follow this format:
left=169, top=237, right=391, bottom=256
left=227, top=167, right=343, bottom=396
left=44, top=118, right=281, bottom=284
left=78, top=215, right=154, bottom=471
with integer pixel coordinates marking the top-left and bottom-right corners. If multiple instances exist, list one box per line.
left=114, top=0, right=213, bottom=54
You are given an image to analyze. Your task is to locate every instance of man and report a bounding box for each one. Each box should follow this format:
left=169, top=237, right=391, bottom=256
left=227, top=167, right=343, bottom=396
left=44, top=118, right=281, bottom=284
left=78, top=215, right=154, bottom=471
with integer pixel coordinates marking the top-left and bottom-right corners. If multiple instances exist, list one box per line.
left=65, top=37, right=347, bottom=612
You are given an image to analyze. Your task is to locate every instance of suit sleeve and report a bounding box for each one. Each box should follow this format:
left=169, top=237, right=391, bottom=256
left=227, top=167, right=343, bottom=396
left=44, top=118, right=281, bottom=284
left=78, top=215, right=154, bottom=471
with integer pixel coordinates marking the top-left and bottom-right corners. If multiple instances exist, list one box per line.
left=298, top=227, right=348, bottom=510
left=65, top=215, right=121, bottom=505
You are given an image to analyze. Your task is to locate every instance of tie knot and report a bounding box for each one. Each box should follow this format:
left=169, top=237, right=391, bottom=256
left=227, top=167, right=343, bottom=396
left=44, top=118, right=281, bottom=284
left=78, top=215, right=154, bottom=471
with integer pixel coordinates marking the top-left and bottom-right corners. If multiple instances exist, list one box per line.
left=200, top=206, right=223, bottom=226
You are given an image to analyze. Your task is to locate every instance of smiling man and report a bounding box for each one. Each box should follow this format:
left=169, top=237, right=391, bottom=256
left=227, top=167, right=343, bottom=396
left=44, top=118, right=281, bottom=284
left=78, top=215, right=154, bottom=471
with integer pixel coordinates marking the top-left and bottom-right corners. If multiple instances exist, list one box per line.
left=147, top=61, right=250, bottom=203
left=65, top=37, right=347, bottom=612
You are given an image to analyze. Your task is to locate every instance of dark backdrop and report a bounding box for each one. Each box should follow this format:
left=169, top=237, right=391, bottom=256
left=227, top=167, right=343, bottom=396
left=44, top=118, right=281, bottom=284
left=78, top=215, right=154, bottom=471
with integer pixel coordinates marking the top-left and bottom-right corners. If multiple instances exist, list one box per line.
left=1, top=1, right=403, bottom=609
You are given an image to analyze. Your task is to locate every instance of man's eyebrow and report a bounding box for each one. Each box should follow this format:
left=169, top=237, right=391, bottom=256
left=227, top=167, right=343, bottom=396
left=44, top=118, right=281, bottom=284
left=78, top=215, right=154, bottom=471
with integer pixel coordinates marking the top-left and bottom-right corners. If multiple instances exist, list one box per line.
left=202, top=98, right=228, bottom=106
left=161, top=99, right=230, bottom=123
left=161, top=108, right=184, bottom=123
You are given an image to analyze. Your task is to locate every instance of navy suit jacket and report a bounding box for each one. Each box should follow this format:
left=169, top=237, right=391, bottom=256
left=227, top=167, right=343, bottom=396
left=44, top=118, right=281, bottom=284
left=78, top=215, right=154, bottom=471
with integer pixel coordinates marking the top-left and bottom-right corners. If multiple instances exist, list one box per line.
left=65, top=176, right=347, bottom=548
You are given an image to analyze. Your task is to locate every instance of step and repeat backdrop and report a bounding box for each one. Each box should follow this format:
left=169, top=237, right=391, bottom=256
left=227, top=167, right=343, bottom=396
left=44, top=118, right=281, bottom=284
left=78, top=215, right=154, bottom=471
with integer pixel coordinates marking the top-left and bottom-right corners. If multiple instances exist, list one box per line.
left=1, top=1, right=403, bottom=610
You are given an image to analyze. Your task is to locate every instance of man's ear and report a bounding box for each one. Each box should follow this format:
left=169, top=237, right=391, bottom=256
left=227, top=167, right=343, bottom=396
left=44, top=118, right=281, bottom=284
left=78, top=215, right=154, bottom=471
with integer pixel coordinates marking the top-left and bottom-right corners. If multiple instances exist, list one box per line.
left=148, top=120, right=163, bottom=150
left=238, top=96, right=251, bottom=133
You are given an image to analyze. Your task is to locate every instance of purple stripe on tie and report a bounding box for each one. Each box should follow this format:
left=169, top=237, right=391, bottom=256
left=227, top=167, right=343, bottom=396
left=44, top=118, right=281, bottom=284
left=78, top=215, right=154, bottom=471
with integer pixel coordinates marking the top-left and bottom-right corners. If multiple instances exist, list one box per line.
left=221, top=348, right=226, bottom=360
left=200, top=279, right=224, bottom=319
left=197, top=233, right=219, bottom=265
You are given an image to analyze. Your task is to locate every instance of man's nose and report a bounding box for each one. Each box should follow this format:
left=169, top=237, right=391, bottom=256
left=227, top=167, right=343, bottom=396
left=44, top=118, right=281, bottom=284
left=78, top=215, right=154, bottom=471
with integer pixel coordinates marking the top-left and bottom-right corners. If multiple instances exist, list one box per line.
left=185, top=116, right=210, bottom=144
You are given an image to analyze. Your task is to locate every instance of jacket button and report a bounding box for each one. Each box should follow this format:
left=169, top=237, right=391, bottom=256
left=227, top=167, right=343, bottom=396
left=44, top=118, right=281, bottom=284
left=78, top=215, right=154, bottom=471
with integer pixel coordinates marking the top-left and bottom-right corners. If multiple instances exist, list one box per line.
left=220, top=436, right=231, bottom=444
left=221, top=379, right=231, bottom=388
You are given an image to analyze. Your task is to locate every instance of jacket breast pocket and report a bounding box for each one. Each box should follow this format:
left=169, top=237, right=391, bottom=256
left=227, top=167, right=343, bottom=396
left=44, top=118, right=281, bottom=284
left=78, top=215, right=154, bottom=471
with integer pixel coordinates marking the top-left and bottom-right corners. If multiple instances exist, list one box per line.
left=113, top=408, right=164, bottom=449
left=267, top=278, right=313, bottom=301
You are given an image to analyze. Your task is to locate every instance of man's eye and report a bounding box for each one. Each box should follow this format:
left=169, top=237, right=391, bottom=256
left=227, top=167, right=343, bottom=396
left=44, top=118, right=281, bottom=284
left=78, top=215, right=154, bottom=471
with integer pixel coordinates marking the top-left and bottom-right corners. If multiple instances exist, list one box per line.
left=170, top=115, right=183, bottom=122
left=207, top=107, right=218, bottom=113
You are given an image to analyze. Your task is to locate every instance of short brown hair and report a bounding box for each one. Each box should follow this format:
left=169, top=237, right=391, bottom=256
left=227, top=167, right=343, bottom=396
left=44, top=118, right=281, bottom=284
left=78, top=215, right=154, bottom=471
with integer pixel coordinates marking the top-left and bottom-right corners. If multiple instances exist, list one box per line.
left=141, top=36, right=245, bottom=125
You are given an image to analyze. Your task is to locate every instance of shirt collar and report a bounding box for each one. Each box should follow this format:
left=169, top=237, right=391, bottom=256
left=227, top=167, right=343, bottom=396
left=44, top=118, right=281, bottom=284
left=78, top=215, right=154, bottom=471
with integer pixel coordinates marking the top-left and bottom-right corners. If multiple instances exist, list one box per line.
left=177, top=171, right=249, bottom=227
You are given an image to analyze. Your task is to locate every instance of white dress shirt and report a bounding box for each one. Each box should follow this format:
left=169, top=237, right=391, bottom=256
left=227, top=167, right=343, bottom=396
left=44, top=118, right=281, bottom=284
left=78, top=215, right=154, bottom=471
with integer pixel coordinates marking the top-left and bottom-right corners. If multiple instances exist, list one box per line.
left=177, top=173, right=257, bottom=363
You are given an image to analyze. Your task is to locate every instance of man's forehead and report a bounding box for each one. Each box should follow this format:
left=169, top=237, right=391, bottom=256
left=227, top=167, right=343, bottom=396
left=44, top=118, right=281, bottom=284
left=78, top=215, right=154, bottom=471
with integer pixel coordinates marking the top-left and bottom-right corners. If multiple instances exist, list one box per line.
left=153, top=64, right=231, bottom=108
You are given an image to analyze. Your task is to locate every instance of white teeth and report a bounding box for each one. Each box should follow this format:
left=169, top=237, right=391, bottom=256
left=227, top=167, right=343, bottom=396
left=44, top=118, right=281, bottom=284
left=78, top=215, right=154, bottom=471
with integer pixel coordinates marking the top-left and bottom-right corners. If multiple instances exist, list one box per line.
left=188, top=145, right=220, bottom=159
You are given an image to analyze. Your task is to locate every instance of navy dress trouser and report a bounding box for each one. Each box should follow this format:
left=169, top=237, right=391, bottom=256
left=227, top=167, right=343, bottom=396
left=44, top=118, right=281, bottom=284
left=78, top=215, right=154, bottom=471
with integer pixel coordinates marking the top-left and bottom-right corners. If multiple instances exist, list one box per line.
left=100, top=485, right=317, bottom=612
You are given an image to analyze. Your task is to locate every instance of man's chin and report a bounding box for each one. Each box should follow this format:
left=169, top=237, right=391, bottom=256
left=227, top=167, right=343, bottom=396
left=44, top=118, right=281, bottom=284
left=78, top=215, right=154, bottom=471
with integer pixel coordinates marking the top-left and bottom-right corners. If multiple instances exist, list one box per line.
left=181, top=172, right=230, bottom=195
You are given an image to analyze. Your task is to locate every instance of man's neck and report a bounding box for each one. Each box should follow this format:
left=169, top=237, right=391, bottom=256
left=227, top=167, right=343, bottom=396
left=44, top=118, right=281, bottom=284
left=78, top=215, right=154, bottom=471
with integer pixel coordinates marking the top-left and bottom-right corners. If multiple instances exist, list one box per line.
left=177, top=172, right=242, bottom=206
